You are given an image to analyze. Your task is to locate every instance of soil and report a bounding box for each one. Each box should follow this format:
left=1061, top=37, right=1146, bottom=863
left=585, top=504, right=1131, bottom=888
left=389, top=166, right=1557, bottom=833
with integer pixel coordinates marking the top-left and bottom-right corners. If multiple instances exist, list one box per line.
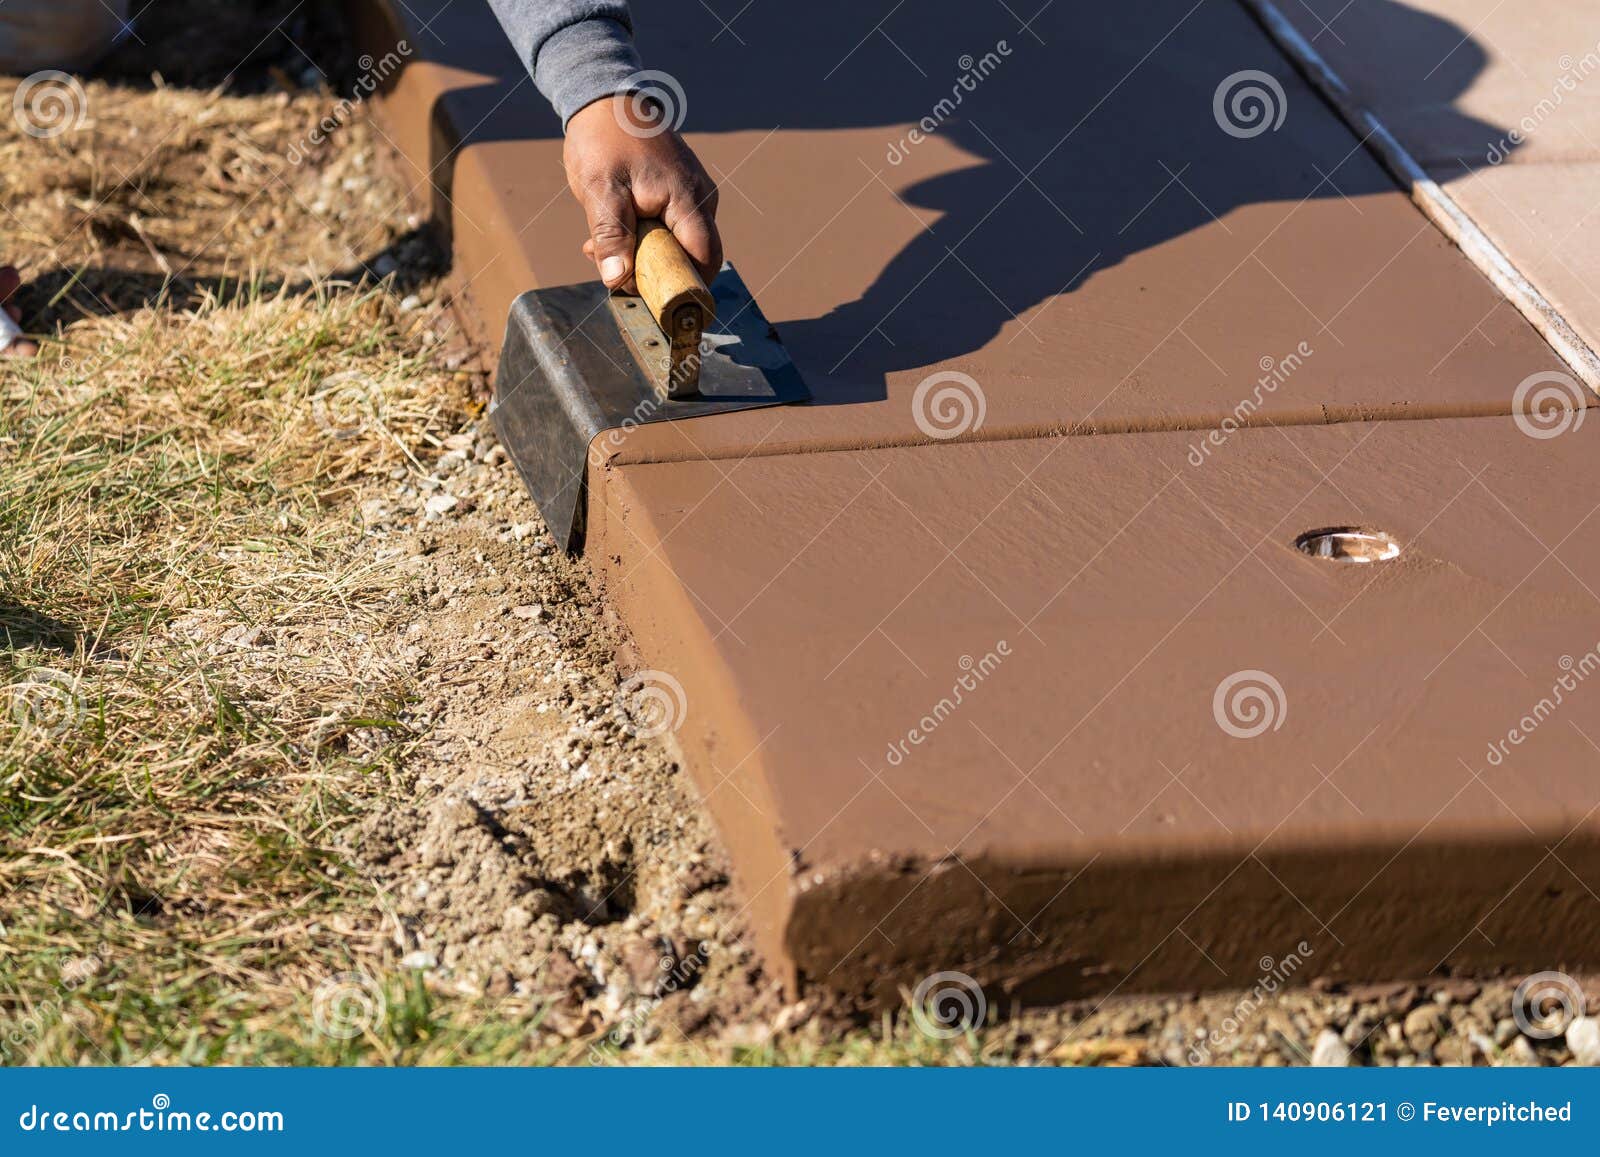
left=344, top=426, right=781, bottom=1053
left=1008, top=976, right=1600, bottom=1066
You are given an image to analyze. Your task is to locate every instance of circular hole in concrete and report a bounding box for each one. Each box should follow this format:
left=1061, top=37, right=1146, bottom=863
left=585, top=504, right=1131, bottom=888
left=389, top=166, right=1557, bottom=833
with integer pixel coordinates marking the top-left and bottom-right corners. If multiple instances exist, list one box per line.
left=1295, top=527, right=1401, bottom=563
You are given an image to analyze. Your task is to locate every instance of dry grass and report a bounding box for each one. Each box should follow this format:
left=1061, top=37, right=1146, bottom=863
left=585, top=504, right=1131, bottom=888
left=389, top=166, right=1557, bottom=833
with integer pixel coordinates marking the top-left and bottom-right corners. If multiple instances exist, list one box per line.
left=0, top=8, right=484, bottom=1062
left=0, top=283, right=477, bottom=1063
left=2, top=29, right=438, bottom=335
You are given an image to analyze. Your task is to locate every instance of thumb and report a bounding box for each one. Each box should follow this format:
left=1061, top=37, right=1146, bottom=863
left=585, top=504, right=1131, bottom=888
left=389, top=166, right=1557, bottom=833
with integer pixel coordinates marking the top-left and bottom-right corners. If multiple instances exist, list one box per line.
left=579, top=179, right=639, bottom=290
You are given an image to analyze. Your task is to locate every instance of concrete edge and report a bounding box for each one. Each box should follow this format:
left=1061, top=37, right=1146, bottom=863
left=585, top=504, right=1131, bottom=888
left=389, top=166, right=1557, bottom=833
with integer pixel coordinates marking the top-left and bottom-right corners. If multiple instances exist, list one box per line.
left=585, top=465, right=801, bottom=992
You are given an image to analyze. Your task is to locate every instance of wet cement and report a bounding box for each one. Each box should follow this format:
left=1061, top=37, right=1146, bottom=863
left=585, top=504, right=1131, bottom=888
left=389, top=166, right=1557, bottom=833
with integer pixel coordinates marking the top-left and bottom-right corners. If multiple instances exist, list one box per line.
left=589, top=418, right=1600, bottom=1000
left=356, top=0, right=1600, bottom=1001
left=358, top=0, right=1580, bottom=457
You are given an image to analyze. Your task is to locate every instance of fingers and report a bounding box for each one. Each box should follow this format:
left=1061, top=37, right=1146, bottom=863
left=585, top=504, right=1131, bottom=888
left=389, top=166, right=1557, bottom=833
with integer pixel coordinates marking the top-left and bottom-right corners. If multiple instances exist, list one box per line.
left=562, top=97, right=722, bottom=290
left=577, top=177, right=639, bottom=291
left=662, top=180, right=723, bottom=286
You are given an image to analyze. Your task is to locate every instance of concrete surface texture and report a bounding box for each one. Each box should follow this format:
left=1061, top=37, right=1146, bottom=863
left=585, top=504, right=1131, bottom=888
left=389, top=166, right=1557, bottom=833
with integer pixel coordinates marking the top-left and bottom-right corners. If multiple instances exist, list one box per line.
left=360, top=0, right=1600, bottom=1003
left=1274, top=0, right=1600, bottom=363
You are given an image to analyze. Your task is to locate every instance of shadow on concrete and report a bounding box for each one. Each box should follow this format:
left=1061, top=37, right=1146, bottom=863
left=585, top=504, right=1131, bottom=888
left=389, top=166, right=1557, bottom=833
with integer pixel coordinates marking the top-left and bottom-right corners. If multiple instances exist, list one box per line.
left=366, top=0, right=1510, bottom=402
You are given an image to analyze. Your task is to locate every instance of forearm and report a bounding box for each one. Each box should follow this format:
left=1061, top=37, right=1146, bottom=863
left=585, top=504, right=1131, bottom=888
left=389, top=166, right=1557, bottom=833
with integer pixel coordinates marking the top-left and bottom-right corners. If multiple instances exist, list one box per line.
left=485, top=0, right=642, bottom=127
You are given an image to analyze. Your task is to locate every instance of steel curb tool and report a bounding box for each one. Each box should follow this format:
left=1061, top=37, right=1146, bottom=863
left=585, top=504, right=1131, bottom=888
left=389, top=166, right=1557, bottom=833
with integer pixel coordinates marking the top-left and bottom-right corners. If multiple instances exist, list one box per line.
left=491, top=220, right=810, bottom=551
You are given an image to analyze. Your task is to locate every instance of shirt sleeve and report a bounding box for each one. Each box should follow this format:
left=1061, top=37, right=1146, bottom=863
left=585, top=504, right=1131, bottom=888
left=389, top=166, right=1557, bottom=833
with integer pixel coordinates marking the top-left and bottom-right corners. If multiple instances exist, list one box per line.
left=484, top=0, right=644, bottom=128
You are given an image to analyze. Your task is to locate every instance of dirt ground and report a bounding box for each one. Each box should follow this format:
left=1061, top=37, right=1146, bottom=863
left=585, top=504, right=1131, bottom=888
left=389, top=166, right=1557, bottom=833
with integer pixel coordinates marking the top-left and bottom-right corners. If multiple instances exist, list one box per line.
left=0, top=0, right=783, bottom=1064
left=2, top=0, right=1597, bottom=1067
left=348, top=435, right=782, bottom=1055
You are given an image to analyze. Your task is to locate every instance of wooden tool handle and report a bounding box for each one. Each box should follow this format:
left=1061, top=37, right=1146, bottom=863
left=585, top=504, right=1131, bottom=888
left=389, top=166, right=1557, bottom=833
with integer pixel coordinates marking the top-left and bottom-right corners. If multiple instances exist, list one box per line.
left=634, top=219, right=715, bottom=397
left=634, top=219, right=715, bottom=327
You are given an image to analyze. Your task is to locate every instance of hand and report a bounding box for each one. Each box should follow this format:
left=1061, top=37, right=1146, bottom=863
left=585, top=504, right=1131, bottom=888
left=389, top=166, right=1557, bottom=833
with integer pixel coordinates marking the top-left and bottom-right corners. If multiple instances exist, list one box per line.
left=1, top=266, right=38, bottom=358
left=563, top=95, right=721, bottom=292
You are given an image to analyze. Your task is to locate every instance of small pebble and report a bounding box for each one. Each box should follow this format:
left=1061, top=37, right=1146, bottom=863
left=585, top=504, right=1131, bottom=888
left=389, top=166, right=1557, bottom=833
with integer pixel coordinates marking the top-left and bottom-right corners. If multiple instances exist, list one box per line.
left=221, top=624, right=272, bottom=648
left=1566, top=1016, right=1600, bottom=1066
left=1501, top=1037, right=1541, bottom=1067
left=1310, top=1029, right=1350, bottom=1067
left=1403, top=1003, right=1448, bottom=1047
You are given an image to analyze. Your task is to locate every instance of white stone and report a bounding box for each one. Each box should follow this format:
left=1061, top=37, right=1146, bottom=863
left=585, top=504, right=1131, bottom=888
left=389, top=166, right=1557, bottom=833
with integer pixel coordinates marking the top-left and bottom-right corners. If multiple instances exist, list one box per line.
left=1310, top=1029, right=1350, bottom=1067
left=1566, top=1016, right=1600, bottom=1066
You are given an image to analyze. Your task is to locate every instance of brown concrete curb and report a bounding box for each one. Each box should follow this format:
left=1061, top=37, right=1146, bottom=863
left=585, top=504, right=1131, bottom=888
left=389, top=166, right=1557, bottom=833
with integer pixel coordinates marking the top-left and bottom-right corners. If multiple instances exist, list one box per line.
left=353, top=0, right=1600, bottom=1006
left=590, top=420, right=1600, bottom=1003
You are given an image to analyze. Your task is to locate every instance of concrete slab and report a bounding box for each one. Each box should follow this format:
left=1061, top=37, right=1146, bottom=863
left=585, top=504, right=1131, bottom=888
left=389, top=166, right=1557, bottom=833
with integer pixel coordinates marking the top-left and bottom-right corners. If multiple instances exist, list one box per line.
left=1427, top=161, right=1600, bottom=348
left=589, top=418, right=1600, bottom=1001
left=1266, top=0, right=1600, bottom=362
left=1275, top=0, right=1600, bottom=167
left=352, top=0, right=1600, bottom=1002
left=359, top=0, right=1579, bottom=469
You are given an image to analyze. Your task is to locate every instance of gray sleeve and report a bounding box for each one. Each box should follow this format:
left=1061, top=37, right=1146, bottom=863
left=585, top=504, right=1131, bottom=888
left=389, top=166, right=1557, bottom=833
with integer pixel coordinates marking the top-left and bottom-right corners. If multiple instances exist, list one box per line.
left=485, top=0, right=643, bottom=128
